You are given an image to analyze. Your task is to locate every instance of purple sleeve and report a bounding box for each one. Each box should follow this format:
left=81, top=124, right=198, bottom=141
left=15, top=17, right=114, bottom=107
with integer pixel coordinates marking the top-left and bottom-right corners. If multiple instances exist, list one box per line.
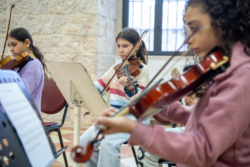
left=18, top=59, right=44, bottom=113
left=19, top=61, right=42, bottom=94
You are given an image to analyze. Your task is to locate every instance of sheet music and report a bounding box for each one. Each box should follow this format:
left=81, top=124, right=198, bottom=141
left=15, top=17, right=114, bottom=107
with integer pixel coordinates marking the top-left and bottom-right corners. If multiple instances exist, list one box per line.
left=0, top=83, right=55, bottom=167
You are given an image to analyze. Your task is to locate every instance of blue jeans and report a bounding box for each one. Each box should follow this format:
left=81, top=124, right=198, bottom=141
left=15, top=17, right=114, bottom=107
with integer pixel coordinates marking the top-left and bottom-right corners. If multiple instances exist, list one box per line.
left=80, top=114, right=150, bottom=167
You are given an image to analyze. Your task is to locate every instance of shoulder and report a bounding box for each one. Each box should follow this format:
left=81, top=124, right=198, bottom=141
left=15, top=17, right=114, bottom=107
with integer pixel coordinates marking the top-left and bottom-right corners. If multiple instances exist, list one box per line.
left=26, top=58, right=43, bottom=68
left=134, top=63, right=149, bottom=83
left=21, top=58, right=44, bottom=75
left=213, top=63, right=250, bottom=95
left=110, top=63, right=120, bottom=69
left=99, top=63, right=118, bottom=80
left=227, top=62, right=250, bottom=83
left=231, top=63, right=250, bottom=86
left=106, top=63, right=118, bottom=74
left=140, top=63, right=148, bottom=71
left=139, top=63, right=149, bottom=75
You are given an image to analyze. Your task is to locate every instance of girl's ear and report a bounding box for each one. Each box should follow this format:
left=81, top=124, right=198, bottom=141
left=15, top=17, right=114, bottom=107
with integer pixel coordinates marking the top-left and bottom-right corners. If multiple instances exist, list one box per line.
left=24, top=39, right=31, bottom=48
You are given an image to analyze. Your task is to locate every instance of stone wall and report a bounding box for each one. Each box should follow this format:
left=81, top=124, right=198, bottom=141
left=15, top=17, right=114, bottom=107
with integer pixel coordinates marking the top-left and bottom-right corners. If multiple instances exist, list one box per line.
left=0, top=0, right=117, bottom=128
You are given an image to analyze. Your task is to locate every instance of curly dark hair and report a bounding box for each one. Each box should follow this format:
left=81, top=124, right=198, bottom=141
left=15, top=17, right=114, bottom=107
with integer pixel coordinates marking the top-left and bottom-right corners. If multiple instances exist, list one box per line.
left=184, top=0, right=250, bottom=57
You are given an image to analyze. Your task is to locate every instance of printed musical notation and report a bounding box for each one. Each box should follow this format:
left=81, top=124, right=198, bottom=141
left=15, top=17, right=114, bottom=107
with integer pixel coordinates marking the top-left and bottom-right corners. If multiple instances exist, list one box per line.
left=0, top=83, right=54, bottom=167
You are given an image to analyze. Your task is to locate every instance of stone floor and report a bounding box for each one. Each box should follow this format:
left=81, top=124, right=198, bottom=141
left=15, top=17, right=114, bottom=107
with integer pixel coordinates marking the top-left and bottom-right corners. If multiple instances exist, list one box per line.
left=50, top=123, right=173, bottom=167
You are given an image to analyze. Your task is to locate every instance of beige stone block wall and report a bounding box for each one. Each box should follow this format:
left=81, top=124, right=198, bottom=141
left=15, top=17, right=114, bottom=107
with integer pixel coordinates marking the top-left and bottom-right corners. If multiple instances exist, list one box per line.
left=0, top=0, right=118, bottom=128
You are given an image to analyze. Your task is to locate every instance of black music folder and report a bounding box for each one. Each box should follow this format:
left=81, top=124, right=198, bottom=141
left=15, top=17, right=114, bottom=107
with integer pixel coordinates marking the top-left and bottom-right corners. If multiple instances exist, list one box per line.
left=0, top=70, right=66, bottom=167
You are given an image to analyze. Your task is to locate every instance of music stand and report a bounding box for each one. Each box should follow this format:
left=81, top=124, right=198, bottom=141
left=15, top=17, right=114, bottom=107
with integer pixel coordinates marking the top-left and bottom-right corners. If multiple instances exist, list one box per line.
left=46, top=61, right=108, bottom=165
left=0, top=70, right=66, bottom=167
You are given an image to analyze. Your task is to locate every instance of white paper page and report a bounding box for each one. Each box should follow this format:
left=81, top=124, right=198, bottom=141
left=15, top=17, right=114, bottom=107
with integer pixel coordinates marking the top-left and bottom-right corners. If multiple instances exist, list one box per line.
left=0, top=83, right=55, bottom=167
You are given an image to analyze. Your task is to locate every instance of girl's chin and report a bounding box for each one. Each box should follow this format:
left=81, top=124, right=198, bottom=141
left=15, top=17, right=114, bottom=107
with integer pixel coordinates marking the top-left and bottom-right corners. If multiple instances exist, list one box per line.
left=120, top=56, right=126, bottom=60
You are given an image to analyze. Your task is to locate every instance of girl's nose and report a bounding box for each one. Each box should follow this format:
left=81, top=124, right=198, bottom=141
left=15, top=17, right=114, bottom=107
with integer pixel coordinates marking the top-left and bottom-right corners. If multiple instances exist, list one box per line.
left=9, top=47, right=14, bottom=53
left=186, top=36, right=194, bottom=45
left=185, top=25, right=194, bottom=45
left=120, top=48, right=124, bottom=53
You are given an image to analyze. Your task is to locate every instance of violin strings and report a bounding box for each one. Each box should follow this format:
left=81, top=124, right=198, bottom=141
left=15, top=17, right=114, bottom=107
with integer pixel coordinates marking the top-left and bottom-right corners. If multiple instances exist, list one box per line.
left=153, top=26, right=209, bottom=83
left=159, top=46, right=191, bottom=80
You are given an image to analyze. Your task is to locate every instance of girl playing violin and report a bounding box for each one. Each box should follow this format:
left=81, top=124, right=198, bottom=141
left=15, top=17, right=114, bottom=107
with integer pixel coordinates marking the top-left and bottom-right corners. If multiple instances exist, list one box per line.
left=80, top=28, right=149, bottom=167
left=95, top=0, right=250, bottom=166
left=7, top=27, right=47, bottom=113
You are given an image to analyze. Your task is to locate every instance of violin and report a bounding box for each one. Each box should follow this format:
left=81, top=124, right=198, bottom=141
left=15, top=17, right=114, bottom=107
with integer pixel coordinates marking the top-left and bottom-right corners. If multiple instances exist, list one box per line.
left=0, top=51, right=31, bottom=69
left=71, top=46, right=229, bottom=163
left=114, top=57, right=142, bottom=79
left=114, top=57, right=142, bottom=93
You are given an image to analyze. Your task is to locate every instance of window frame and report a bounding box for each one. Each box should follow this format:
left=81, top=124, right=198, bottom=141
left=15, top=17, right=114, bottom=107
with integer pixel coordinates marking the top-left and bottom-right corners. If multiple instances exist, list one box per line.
left=122, top=0, right=186, bottom=56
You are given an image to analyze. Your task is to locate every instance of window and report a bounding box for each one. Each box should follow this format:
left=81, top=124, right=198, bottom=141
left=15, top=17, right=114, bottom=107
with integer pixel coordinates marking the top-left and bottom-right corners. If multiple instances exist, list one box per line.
left=123, top=0, right=188, bottom=55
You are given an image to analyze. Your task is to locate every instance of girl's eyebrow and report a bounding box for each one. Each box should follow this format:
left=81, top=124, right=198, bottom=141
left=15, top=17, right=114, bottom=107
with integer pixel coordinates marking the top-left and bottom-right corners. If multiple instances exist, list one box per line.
left=187, top=20, right=197, bottom=25
left=9, top=42, right=16, bottom=45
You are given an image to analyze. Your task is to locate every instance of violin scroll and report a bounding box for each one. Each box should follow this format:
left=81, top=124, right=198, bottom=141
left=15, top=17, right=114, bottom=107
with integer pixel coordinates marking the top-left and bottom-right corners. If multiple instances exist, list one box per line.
left=124, top=80, right=139, bottom=93
left=71, top=144, right=94, bottom=163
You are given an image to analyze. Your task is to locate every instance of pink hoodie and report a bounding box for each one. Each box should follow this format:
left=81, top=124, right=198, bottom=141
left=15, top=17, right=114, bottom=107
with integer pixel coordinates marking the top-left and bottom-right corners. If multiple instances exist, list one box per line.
left=128, top=42, right=250, bottom=167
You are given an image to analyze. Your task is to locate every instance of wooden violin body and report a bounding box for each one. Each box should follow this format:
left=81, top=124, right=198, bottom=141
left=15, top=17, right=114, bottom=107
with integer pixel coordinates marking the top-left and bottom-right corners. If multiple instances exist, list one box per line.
left=0, top=51, right=30, bottom=69
left=114, top=57, right=142, bottom=93
left=114, top=57, right=141, bottom=79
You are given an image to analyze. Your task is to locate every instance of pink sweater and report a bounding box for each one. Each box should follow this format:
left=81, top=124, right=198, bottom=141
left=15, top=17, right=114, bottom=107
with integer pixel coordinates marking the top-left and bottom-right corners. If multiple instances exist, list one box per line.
left=129, top=42, right=250, bottom=167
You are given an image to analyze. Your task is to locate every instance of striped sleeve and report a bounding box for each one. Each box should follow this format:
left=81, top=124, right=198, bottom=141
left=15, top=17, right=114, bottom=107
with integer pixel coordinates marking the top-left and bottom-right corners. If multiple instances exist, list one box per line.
left=94, top=64, right=116, bottom=96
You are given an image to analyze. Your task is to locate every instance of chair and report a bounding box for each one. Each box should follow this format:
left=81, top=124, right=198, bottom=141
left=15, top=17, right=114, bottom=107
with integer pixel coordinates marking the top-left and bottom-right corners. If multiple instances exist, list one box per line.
left=158, top=159, right=176, bottom=167
left=132, top=122, right=177, bottom=167
left=122, top=141, right=139, bottom=167
left=41, top=78, right=69, bottom=167
left=135, top=146, right=176, bottom=167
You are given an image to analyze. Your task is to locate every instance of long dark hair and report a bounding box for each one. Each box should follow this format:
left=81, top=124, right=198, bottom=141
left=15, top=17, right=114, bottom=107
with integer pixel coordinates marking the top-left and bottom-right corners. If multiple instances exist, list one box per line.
left=116, top=28, right=148, bottom=64
left=9, top=28, right=48, bottom=79
left=184, top=0, right=250, bottom=57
